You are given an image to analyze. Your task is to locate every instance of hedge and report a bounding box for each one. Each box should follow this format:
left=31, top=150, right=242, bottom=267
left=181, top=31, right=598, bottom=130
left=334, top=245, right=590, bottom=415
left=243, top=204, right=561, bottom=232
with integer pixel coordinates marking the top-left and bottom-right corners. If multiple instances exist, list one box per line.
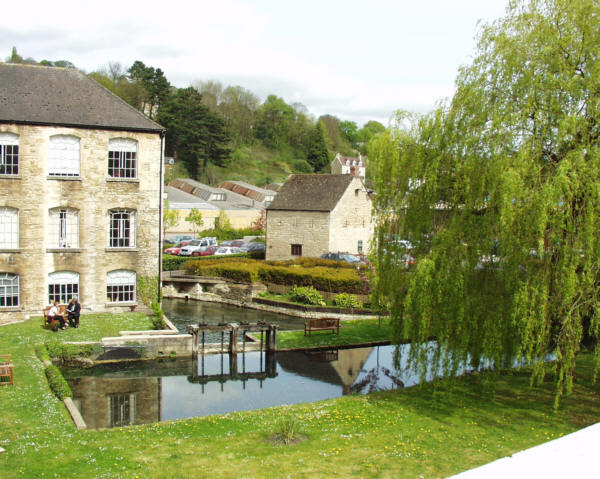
left=45, top=364, right=73, bottom=400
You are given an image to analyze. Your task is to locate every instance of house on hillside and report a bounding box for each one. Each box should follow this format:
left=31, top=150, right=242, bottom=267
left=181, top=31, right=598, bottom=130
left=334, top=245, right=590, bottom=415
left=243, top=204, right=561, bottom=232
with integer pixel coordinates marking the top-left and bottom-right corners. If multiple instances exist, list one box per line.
left=266, top=174, right=373, bottom=260
left=331, top=152, right=366, bottom=179
left=166, top=178, right=261, bottom=234
left=0, top=63, right=164, bottom=322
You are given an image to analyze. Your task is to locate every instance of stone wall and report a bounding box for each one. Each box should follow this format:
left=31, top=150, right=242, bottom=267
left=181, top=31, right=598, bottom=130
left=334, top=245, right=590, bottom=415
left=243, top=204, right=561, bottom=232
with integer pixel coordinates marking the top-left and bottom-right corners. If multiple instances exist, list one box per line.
left=0, top=123, right=161, bottom=320
left=265, top=210, right=330, bottom=260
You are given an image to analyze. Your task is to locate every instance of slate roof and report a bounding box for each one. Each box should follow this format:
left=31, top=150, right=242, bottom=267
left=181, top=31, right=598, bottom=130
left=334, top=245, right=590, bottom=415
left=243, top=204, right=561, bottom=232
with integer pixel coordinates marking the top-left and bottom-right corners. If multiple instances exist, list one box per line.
left=218, top=180, right=276, bottom=203
left=0, top=63, right=163, bottom=132
left=165, top=186, right=217, bottom=210
left=267, top=174, right=355, bottom=212
left=168, top=178, right=261, bottom=210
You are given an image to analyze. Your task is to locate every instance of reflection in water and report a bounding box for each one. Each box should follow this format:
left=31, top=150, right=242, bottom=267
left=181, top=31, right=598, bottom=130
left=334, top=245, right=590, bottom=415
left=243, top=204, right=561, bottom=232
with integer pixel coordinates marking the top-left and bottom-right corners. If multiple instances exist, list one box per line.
left=64, top=345, right=411, bottom=429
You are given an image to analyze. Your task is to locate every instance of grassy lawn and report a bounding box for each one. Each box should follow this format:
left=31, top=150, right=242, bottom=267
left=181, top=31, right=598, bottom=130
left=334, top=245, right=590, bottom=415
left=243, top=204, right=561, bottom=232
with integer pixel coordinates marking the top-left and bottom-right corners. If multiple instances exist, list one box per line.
left=0, top=314, right=599, bottom=478
left=278, top=318, right=392, bottom=350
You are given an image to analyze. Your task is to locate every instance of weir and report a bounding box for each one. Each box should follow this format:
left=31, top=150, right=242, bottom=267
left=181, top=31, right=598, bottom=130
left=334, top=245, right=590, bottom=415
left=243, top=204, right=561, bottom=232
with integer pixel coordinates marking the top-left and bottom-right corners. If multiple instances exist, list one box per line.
left=187, top=321, right=279, bottom=355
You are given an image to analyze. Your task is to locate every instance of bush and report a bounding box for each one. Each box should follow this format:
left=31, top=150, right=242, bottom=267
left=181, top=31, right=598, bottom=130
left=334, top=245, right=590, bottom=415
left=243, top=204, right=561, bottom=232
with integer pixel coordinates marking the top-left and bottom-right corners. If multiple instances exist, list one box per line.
left=151, top=300, right=166, bottom=330
left=34, top=344, right=50, bottom=363
left=45, top=342, right=95, bottom=361
left=163, top=255, right=193, bottom=271
left=334, top=293, right=363, bottom=308
left=45, top=364, right=72, bottom=400
left=288, top=286, right=324, bottom=305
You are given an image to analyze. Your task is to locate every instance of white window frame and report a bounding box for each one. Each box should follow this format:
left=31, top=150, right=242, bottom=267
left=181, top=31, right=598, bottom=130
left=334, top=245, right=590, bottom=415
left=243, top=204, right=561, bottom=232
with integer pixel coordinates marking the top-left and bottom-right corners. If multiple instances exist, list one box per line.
left=109, top=209, right=136, bottom=248
left=108, top=138, right=137, bottom=179
left=0, top=132, right=19, bottom=176
left=0, top=207, right=18, bottom=249
left=48, top=207, right=79, bottom=249
left=109, top=393, right=136, bottom=427
left=0, top=273, right=19, bottom=307
left=49, top=135, right=80, bottom=177
left=48, top=271, right=80, bottom=305
left=107, top=270, right=136, bottom=303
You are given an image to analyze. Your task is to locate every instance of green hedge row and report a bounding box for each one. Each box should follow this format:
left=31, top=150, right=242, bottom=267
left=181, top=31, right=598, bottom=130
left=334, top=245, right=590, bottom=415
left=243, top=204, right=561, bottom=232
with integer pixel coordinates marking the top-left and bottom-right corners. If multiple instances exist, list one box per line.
left=45, top=342, right=96, bottom=361
left=183, top=258, right=369, bottom=294
left=162, top=253, right=259, bottom=271
left=44, top=364, right=73, bottom=400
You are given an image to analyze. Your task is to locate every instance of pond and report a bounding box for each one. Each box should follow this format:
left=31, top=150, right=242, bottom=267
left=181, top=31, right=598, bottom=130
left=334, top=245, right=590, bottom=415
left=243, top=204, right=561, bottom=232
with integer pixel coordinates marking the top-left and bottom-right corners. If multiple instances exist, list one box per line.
left=162, top=298, right=306, bottom=334
left=62, top=344, right=409, bottom=429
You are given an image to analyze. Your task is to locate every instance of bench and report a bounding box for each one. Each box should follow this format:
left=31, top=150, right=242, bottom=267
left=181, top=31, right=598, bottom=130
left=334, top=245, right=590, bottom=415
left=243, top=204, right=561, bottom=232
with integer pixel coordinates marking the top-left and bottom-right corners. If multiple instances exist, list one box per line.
left=0, top=354, right=13, bottom=386
left=42, top=305, right=67, bottom=331
left=304, top=318, right=340, bottom=337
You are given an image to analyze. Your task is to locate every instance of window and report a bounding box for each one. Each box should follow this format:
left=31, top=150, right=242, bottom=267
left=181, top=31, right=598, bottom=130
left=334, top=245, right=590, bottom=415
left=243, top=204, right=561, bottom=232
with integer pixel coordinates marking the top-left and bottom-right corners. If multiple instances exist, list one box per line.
left=0, top=132, right=19, bottom=176
left=109, top=394, right=136, bottom=427
left=358, top=240, right=363, bottom=253
left=49, top=135, right=80, bottom=177
left=108, top=138, right=137, bottom=178
left=48, top=208, right=79, bottom=248
left=212, top=193, right=225, bottom=201
left=109, top=210, right=136, bottom=247
left=291, top=244, right=302, bottom=256
left=107, top=270, right=136, bottom=303
left=0, top=273, right=19, bottom=307
left=48, top=271, right=79, bottom=305
left=0, top=207, right=18, bottom=249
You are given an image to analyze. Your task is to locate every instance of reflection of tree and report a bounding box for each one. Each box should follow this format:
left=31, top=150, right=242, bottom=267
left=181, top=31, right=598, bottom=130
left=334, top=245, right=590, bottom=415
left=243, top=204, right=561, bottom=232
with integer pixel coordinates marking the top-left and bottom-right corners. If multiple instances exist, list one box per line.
left=350, top=366, right=404, bottom=394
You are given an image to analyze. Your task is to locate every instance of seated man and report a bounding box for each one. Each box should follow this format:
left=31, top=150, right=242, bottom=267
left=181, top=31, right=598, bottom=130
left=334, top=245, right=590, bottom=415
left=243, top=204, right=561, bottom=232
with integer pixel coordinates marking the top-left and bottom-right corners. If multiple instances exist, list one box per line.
left=66, top=297, right=81, bottom=328
left=47, top=300, right=66, bottom=331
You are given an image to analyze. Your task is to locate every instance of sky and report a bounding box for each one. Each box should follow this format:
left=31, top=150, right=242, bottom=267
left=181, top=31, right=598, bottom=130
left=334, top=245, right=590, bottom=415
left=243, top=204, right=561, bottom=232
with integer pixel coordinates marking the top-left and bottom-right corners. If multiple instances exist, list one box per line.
left=1, top=0, right=510, bottom=126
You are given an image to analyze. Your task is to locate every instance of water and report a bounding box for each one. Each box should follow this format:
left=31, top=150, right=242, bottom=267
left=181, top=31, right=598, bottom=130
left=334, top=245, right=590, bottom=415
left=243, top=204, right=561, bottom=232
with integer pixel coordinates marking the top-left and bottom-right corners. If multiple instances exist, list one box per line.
left=162, top=298, right=306, bottom=334
left=62, top=345, right=407, bottom=429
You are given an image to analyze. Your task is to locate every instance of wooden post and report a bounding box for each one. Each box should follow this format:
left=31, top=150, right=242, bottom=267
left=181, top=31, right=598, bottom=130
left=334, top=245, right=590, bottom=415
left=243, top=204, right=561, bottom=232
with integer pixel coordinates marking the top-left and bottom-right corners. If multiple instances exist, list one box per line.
left=229, top=323, right=239, bottom=354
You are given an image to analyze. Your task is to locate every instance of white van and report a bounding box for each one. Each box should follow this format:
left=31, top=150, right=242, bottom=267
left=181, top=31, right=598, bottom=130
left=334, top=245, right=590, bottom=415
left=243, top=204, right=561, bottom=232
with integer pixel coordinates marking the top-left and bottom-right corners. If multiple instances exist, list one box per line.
left=179, top=237, right=217, bottom=256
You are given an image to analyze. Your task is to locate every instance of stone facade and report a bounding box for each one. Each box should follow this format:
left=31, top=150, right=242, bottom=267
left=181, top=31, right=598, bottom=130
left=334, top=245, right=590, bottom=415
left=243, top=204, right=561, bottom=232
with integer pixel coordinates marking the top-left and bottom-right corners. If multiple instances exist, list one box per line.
left=266, top=176, right=373, bottom=260
left=0, top=124, right=162, bottom=321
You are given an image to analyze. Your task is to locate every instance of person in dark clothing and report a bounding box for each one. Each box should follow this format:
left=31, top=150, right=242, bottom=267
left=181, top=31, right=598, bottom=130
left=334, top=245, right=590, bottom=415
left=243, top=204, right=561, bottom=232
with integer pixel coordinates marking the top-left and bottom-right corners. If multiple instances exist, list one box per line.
left=66, top=297, right=81, bottom=328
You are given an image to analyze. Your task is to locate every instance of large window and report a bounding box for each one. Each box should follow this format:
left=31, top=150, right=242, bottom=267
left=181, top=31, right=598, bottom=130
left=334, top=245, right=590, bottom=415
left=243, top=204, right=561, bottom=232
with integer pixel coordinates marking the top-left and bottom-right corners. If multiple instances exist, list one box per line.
left=109, top=209, right=136, bottom=248
left=107, top=270, right=136, bottom=303
left=48, top=271, right=79, bottom=305
left=0, top=207, right=18, bottom=249
left=0, top=132, right=19, bottom=176
left=0, top=273, right=19, bottom=307
left=108, top=138, right=137, bottom=178
left=49, top=135, right=80, bottom=177
left=48, top=208, right=79, bottom=248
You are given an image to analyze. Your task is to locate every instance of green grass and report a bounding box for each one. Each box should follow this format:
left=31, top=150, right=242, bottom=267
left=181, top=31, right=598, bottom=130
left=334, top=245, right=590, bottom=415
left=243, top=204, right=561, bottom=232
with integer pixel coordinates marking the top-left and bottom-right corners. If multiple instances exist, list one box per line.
left=278, top=318, right=392, bottom=349
left=1, top=315, right=599, bottom=478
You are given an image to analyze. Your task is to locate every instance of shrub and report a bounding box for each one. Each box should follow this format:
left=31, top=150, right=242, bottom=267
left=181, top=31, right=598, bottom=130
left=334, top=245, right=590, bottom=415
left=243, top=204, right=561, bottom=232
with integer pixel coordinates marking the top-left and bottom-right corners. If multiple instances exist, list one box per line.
left=163, top=255, right=193, bottom=271
left=334, top=293, right=363, bottom=308
left=137, top=275, right=160, bottom=307
left=34, top=344, right=50, bottom=363
left=151, top=300, right=167, bottom=330
left=288, top=286, right=324, bottom=305
left=45, top=364, right=72, bottom=400
left=45, top=342, right=95, bottom=361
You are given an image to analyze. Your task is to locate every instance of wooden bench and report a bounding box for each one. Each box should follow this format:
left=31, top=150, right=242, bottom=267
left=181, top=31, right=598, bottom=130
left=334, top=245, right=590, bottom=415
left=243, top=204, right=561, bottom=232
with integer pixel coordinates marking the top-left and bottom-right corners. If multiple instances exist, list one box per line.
left=304, top=318, right=340, bottom=337
left=42, top=305, right=67, bottom=331
left=0, top=354, right=13, bottom=386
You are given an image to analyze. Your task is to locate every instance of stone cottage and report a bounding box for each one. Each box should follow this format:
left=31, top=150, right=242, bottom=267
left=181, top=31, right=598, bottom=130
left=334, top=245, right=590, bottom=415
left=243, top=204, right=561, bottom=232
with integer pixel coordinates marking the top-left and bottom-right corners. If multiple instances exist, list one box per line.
left=265, top=174, right=373, bottom=260
left=0, top=63, right=164, bottom=322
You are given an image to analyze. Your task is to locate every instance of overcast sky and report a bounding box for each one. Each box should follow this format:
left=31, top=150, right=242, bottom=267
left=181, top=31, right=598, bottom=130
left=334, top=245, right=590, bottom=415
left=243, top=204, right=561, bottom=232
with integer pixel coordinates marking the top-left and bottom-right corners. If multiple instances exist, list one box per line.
left=1, top=0, right=510, bottom=126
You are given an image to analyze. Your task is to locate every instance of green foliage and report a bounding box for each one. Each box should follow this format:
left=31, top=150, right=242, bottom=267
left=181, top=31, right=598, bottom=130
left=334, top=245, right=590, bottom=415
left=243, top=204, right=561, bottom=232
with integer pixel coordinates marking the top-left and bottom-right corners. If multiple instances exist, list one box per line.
left=163, top=255, right=193, bottom=271
left=163, top=199, right=179, bottom=236
left=214, top=209, right=232, bottom=231
left=307, top=120, right=330, bottom=172
left=150, top=300, right=166, bottom=330
left=45, top=342, right=96, bottom=361
left=44, top=364, right=73, bottom=400
left=334, top=293, right=363, bottom=309
left=271, top=417, right=304, bottom=445
left=137, top=275, right=159, bottom=307
left=288, top=286, right=324, bottom=305
left=185, top=208, right=204, bottom=235
left=34, top=344, right=50, bottom=363
left=371, top=0, right=600, bottom=406
left=127, top=60, right=171, bottom=120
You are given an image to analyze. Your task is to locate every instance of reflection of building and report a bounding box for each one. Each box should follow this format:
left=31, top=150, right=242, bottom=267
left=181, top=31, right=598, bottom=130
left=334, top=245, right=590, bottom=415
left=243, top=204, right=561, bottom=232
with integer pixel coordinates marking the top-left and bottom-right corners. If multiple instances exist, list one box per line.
left=277, top=347, right=372, bottom=394
left=69, top=377, right=161, bottom=429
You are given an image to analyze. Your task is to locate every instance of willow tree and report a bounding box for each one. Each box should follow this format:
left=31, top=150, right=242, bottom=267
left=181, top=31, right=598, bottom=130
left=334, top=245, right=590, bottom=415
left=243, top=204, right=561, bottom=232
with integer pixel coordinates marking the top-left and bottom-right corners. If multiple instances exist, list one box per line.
left=370, top=0, right=600, bottom=405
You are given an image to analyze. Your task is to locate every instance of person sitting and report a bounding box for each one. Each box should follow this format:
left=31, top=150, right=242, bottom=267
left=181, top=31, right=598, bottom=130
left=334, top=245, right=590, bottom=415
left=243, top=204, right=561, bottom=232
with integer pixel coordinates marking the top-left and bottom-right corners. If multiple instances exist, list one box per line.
left=66, top=297, right=81, bottom=328
left=48, top=301, right=66, bottom=331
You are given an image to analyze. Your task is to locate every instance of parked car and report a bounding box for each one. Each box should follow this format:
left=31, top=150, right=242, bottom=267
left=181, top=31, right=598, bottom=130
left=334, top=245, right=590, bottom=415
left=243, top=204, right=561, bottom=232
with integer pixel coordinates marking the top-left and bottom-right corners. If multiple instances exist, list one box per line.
left=219, top=239, right=246, bottom=248
left=179, top=237, right=218, bottom=256
left=170, top=235, right=194, bottom=243
left=240, top=242, right=266, bottom=253
left=321, top=252, right=363, bottom=264
left=214, top=246, right=242, bottom=256
left=164, top=245, right=181, bottom=255
left=192, top=245, right=219, bottom=257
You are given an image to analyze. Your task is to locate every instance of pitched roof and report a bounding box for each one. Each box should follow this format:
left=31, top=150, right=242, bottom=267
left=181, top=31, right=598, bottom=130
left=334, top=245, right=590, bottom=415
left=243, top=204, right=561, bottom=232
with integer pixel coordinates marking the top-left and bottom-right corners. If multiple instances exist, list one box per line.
left=0, top=63, right=163, bottom=133
left=168, top=178, right=261, bottom=210
left=218, top=180, right=276, bottom=203
left=267, top=174, right=355, bottom=212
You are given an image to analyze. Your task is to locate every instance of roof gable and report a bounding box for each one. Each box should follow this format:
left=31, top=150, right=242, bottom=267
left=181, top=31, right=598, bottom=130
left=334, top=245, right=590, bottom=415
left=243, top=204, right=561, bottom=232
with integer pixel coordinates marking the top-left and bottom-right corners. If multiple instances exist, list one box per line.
left=0, top=63, right=163, bottom=132
left=267, top=174, right=355, bottom=212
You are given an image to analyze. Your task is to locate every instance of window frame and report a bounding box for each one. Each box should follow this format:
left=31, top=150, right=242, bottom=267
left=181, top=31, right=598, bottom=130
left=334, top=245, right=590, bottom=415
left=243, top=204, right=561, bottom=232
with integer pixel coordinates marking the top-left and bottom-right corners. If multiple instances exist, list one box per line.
left=291, top=244, right=302, bottom=256
left=108, top=209, right=136, bottom=248
left=48, top=135, right=81, bottom=177
left=0, top=207, right=18, bottom=249
left=108, top=138, right=138, bottom=179
left=48, top=271, right=80, bottom=305
left=0, top=273, right=19, bottom=307
left=48, top=207, right=79, bottom=249
left=106, top=270, right=137, bottom=304
left=0, top=132, right=19, bottom=176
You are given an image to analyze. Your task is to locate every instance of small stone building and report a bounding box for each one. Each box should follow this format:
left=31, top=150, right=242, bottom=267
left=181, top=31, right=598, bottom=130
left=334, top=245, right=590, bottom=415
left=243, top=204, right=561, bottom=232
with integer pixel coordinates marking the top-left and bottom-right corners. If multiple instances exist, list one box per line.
left=0, top=63, right=164, bottom=322
left=266, top=174, right=373, bottom=260
left=331, top=152, right=366, bottom=179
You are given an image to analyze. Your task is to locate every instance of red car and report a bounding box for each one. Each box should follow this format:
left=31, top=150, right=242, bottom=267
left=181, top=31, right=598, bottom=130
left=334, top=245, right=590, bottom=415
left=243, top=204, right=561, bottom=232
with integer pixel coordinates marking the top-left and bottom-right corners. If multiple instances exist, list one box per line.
left=192, top=245, right=219, bottom=257
left=164, top=246, right=181, bottom=255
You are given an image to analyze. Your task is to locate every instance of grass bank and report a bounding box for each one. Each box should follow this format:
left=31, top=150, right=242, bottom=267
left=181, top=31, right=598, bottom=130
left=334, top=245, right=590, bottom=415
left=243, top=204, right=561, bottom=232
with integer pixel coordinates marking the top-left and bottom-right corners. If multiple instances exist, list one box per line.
left=0, top=314, right=599, bottom=478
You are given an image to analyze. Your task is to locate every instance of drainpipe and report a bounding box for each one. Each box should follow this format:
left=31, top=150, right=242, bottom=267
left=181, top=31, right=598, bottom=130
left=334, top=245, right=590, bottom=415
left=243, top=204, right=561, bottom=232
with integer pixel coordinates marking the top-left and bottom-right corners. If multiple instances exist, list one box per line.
left=157, top=130, right=165, bottom=304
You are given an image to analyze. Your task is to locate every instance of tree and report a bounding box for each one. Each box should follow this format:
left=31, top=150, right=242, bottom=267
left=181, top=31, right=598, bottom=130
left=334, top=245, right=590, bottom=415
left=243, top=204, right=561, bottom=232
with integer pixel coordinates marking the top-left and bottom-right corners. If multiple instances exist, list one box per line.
left=306, top=120, right=330, bottom=172
left=127, top=60, right=171, bottom=119
left=214, top=209, right=232, bottom=232
left=185, top=208, right=204, bottom=235
left=163, top=200, right=179, bottom=239
left=370, top=0, right=600, bottom=406
left=340, top=120, right=359, bottom=147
